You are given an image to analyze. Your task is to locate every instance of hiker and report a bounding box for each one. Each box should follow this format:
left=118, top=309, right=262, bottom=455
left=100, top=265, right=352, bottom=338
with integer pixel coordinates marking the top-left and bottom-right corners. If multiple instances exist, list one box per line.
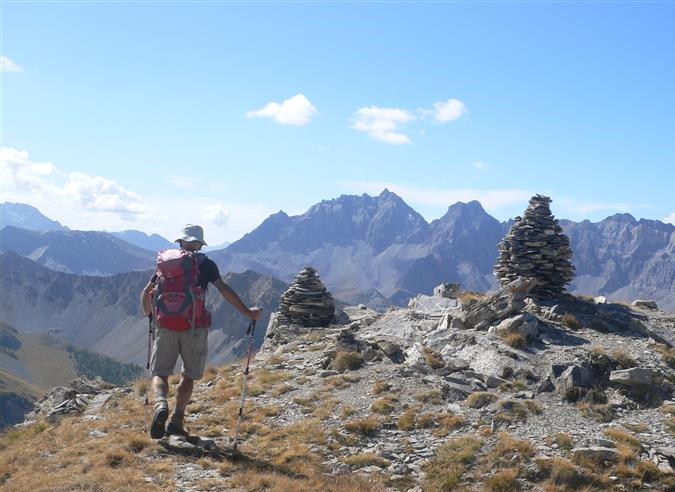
left=140, top=224, right=262, bottom=438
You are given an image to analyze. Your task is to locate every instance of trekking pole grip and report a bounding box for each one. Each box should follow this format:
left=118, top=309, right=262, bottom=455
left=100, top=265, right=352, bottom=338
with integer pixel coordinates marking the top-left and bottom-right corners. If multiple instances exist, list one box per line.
left=246, top=319, right=256, bottom=336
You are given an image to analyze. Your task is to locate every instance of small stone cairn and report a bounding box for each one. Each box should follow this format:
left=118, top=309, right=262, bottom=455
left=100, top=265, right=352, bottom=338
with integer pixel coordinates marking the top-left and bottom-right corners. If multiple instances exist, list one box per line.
left=494, top=194, right=575, bottom=299
left=277, top=267, right=335, bottom=327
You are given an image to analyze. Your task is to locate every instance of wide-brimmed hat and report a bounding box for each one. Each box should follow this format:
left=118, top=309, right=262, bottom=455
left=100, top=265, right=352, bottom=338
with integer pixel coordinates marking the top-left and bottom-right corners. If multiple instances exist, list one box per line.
left=175, top=224, right=207, bottom=246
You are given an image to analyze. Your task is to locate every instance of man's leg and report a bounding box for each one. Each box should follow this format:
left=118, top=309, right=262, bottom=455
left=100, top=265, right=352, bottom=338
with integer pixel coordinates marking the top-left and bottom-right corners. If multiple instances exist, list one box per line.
left=167, top=376, right=194, bottom=435
left=167, top=329, right=207, bottom=436
left=149, top=327, right=179, bottom=439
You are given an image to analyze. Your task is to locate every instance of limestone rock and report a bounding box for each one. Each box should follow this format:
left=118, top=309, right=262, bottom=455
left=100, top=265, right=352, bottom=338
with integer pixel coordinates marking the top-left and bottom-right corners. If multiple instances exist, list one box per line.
left=632, top=299, right=658, bottom=310
left=609, top=368, right=661, bottom=387
left=433, top=282, right=460, bottom=298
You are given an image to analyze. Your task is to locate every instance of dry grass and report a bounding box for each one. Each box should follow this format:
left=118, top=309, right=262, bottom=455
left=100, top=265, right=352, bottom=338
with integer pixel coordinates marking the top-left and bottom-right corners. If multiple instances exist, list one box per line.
left=434, top=413, right=466, bottom=437
left=548, top=432, right=574, bottom=451
left=423, top=435, right=483, bottom=492
left=621, top=422, right=649, bottom=433
left=502, top=332, right=528, bottom=349
left=485, top=468, right=520, bottom=492
left=341, top=453, right=390, bottom=468
left=323, top=374, right=359, bottom=390
left=491, top=433, right=535, bottom=465
left=372, top=380, right=391, bottom=395
left=423, top=347, right=446, bottom=369
left=397, top=408, right=417, bottom=431
left=610, top=350, right=637, bottom=369
left=370, top=395, right=397, bottom=414
left=660, top=404, right=675, bottom=415
left=562, top=313, right=582, bottom=330
left=495, top=399, right=540, bottom=423
left=578, top=402, right=616, bottom=423
left=341, top=405, right=357, bottom=418
left=655, top=344, right=675, bottom=369
left=664, top=417, right=675, bottom=435
left=536, top=457, right=593, bottom=491
left=329, top=351, right=364, bottom=372
left=344, top=416, right=380, bottom=436
left=465, top=391, right=498, bottom=409
left=414, top=389, right=443, bottom=404
left=457, top=290, right=485, bottom=305
left=604, top=428, right=641, bottom=451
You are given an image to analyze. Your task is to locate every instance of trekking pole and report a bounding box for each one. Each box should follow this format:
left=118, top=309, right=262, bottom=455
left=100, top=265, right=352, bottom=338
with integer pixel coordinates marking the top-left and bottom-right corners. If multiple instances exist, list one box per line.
left=144, top=314, right=154, bottom=431
left=145, top=314, right=154, bottom=405
left=233, top=319, right=256, bottom=451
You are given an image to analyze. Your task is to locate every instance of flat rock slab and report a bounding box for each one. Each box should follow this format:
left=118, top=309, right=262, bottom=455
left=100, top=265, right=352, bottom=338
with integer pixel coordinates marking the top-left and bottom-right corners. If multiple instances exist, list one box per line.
left=160, top=434, right=232, bottom=459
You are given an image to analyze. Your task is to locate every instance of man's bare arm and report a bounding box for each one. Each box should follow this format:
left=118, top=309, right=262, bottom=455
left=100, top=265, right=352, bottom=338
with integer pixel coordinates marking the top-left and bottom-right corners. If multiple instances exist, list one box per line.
left=140, top=281, right=153, bottom=316
left=213, top=278, right=263, bottom=320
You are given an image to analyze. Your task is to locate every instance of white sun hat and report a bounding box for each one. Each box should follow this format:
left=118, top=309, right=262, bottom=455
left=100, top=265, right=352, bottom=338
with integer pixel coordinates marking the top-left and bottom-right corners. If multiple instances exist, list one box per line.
left=175, top=224, right=207, bottom=246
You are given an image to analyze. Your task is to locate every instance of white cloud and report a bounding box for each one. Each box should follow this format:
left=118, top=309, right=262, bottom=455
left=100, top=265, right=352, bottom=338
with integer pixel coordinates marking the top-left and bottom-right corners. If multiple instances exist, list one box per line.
left=166, top=174, right=198, bottom=190
left=431, top=98, right=467, bottom=123
left=663, top=212, right=675, bottom=225
left=341, top=180, right=532, bottom=211
left=246, top=94, right=317, bottom=126
left=203, top=204, right=231, bottom=227
left=472, top=161, right=488, bottom=170
left=0, top=55, right=22, bottom=72
left=351, top=106, right=417, bottom=144
left=0, top=147, right=147, bottom=219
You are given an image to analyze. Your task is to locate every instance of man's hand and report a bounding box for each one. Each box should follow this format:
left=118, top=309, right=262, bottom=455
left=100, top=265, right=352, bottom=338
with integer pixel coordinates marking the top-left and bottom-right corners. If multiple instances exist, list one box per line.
left=247, top=307, right=263, bottom=320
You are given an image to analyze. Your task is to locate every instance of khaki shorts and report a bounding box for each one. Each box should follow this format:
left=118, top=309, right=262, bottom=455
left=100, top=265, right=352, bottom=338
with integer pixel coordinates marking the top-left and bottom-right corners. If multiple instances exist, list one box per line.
left=150, top=327, right=209, bottom=381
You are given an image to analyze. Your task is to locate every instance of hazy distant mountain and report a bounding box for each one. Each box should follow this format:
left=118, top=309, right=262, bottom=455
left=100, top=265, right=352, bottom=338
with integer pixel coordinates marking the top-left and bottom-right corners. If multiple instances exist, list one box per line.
left=563, top=214, right=675, bottom=312
left=0, top=226, right=155, bottom=275
left=211, top=190, right=504, bottom=305
left=0, top=252, right=287, bottom=366
left=0, top=322, right=142, bottom=428
left=110, top=230, right=174, bottom=252
left=211, top=191, right=675, bottom=312
left=0, top=202, right=67, bottom=231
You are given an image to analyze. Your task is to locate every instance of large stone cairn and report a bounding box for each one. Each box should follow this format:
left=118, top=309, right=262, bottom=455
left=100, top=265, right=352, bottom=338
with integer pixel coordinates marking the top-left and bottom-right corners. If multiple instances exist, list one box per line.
left=277, top=267, right=335, bottom=327
left=494, top=194, right=575, bottom=299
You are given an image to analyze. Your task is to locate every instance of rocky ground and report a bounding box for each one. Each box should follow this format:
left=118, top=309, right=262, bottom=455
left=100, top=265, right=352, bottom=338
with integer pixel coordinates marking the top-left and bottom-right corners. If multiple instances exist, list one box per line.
left=2, top=280, right=675, bottom=491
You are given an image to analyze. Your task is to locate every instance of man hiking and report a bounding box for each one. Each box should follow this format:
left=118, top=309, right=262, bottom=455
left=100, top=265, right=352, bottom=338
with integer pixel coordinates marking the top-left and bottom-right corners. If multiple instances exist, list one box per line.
left=140, top=224, right=262, bottom=438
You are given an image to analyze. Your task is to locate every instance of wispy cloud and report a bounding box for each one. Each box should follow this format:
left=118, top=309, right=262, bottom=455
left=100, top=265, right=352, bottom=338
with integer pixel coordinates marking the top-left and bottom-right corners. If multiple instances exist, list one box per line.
left=341, top=180, right=532, bottom=210
left=664, top=212, right=675, bottom=225
left=165, top=174, right=198, bottom=190
left=431, top=98, right=467, bottom=123
left=351, top=106, right=417, bottom=144
left=0, top=55, right=22, bottom=72
left=472, top=161, right=488, bottom=170
left=246, top=94, right=317, bottom=126
left=352, top=98, right=467, bottom=144
left=0, top=147, right=146, bottom=217
left=203, top=204, right=230, bottom=227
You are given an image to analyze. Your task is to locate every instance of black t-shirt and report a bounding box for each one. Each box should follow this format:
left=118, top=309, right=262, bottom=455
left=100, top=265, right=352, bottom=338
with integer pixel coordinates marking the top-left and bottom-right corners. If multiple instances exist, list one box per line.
left=151, top=255, right=221, bottom=290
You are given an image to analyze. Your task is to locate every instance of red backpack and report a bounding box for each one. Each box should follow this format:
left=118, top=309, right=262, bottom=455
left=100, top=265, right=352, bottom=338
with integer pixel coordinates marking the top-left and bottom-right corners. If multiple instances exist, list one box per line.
left=152, top=249, right=211, bottom=331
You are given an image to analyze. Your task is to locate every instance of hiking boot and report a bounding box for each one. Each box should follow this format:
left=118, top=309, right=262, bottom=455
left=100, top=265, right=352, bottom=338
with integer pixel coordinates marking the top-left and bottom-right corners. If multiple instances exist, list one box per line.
left=150, top=404, right=169, bottom=439
left=165, top=420, right=189, bottom=437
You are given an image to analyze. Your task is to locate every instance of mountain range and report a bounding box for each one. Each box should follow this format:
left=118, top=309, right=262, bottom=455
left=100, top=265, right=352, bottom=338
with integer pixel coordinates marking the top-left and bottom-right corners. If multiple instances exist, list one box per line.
left=212, top=191, right=675, bottom=312
left=0, top=252, right=287, bottom=367
left=2, top=193, right=674, bottom=311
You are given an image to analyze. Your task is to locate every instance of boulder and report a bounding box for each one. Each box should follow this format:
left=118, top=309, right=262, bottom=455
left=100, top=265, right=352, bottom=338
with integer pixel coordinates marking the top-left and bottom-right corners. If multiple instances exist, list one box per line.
left=609, top=368, right=661, bottom=387
left=433, top=283, right=460, bottom=298
left=631, top=299, right=658, bottom=310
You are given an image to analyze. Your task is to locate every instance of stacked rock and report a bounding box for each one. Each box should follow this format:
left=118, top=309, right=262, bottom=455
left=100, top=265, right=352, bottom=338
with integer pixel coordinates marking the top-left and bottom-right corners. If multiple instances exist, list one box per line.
left=277, top=267, right=335, bottom=327
left=494, top=195, right=575, bottom=299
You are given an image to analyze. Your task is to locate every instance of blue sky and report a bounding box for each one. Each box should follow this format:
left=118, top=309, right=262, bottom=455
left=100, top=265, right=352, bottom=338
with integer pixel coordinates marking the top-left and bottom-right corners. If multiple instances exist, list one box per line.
left=2, top=2, right=674, bottom=243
